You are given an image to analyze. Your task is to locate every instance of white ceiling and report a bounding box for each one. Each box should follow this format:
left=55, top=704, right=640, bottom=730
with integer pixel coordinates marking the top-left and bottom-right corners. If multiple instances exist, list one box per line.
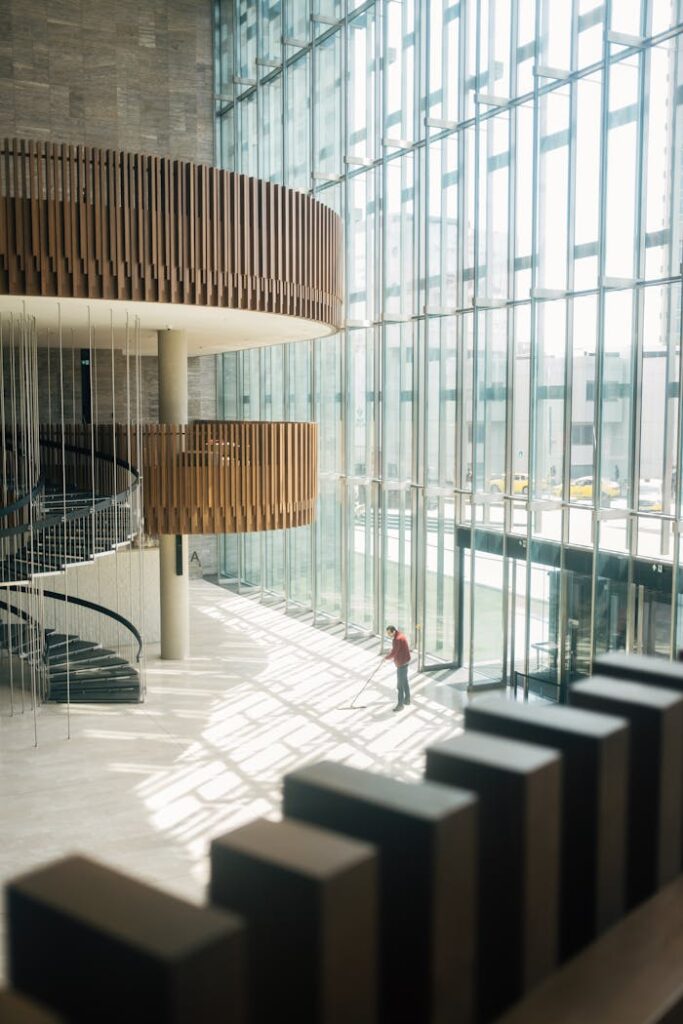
left=0, top=295, right=337, bottom=354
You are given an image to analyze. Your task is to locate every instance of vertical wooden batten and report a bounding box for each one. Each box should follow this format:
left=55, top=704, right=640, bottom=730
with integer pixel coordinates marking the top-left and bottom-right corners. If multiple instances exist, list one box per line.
left=0, top=138, right=343, bottom=332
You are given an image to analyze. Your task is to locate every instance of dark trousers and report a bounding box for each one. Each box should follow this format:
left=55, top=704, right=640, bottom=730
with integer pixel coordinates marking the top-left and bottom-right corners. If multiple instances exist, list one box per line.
left=396, top=664, right=410, bottom=704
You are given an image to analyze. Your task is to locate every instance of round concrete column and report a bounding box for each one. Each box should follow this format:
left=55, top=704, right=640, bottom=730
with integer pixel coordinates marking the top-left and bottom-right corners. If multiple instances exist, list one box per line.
left=158, top=330, right=190, bottom=661
left=159, top=534, right=190, bottom=660
left=158, top=330, right=189, bottom=423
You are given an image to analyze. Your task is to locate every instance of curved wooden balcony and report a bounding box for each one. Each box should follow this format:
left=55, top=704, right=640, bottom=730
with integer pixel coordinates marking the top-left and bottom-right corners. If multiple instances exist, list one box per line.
left=0, top=139, right=343, bottom=333
left=141, top=421, right=318, bottom=535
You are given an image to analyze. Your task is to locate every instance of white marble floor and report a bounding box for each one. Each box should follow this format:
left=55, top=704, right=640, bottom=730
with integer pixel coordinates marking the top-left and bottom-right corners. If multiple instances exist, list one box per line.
left=0, top=579, right=471, bottom=982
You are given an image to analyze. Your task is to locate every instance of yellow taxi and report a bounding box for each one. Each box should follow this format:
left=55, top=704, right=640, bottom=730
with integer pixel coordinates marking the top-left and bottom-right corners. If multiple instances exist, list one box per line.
left=556, top=475, right=620, bottom=501
left=638, top=479, right=662, bottom=512
left=488, top=472, right=529, bottom=495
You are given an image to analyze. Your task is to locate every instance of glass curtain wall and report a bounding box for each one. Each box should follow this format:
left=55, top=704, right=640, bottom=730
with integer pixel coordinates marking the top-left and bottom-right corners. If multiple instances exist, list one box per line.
left=215, top=0, right=683, bottom=697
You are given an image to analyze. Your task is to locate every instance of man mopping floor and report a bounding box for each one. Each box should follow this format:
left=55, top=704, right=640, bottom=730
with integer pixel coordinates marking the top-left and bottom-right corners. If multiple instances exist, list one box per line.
left=384, top=625, right=411, bottom=711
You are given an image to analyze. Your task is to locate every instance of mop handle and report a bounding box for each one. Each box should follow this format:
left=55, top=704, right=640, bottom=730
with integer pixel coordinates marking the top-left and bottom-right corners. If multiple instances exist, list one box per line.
left=349, top=656, right=386, bottom=708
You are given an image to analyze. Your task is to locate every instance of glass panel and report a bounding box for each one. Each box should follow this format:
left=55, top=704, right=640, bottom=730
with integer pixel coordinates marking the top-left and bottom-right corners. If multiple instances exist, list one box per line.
left=645, top=36, right=682, bottom=280
left=347, top=170, right=377, bottom=322
left=347, top=328, right=376, bottom=478
left=424, top=497, right=457, bottom=661
left=384, top=0, right=416, bottom=141
left=604, top=57, right=640, bottom=279
left=286, top=54, right=310, bottom=189
left=237, top=0, right=257, bottom=81
left=637, top=284, right=678, bottom=558
left=382, top=488, right=413, bottom=633
left=427, top=0, right=460, bottom=122
left=538, top=87, right=570, bottom=291
left=348, top=10, right=377, bottom=162
left=314, top=31, right=342, bottom=176
left=284, top=0, right=308, bottom=42
left=478, top=110, right=510, bottom=301
left=264, top=531, right=285, bottom=595
left=259, top=0, right=281, bottom=64
left=288, top=525, right=312, bottom=607
left=384, top=153, right=415, bottom=316
left=426, top=317, right=456, bottom=486
left=574, top=74, right=602, bottom=290
left=261, top=77, right=283, bottom=183
left=426, top=137, right=458, bottom=310
left=317, top=479, right=342, bottom=618
left=237, top=94, right=258, bottom=175
left=348, top=482, right=375, bottom=629
left=467, top=546, right=505, bottom=684
left=540, top=0, right=572, bottom=70
left=577, top=1, right=604, bottom=69
left=383, top=323, right=415, bottom=483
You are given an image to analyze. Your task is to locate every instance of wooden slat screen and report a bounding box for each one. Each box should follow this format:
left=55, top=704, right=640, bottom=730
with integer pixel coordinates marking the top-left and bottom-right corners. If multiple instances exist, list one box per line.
left=139, top=421, right=318, bottom=536
left=0, top=139, right=343, bottom=331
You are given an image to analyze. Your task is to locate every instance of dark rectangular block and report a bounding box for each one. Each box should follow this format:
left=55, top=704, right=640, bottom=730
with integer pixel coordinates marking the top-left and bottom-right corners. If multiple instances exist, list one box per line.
left=464, top=698, right=628, bottom=959
left=594, top=650, right=683, bottom=691
left=571, top=677, right=683, bottom=907
left=0, top=991, right=64, bottom=1023
left=496, top=874, right=683, bottom=1024
left=425, top=732, right=561, bottom=1024
left=210, top=817, right=378, bottom=1024
left=7, top=855, right=246, bottom=1024
left=283, top=760, right=477, bottom=1024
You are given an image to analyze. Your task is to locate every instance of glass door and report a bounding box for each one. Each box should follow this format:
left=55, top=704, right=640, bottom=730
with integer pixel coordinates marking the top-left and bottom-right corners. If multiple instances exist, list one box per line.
left=631, top=578, right=673, bottom=659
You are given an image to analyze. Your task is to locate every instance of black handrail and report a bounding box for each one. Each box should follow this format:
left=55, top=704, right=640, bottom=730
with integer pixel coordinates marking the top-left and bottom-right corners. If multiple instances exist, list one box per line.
left=0, top=488, right=138, bottom=540
left=0, top=478, right=45, bottom=521
left=37, top=437, right=141, bottom=482
left=0, top=438, right=140, bottom=541
left=2, top=587, right=143, bottom=663
left=0, top=596, right=35, bottom=628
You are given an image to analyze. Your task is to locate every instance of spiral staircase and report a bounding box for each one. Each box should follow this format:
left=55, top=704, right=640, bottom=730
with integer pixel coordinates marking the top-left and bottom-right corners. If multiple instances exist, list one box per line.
left=0, top=432, right=144, bottom=704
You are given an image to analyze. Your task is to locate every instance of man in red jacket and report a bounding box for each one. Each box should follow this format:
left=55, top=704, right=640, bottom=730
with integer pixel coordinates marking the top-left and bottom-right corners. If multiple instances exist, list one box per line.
left=384, top=625, right=411, bottom=712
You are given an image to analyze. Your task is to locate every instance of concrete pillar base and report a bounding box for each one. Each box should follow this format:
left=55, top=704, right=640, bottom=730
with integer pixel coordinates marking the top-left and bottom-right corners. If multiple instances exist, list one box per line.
left=159, top=534, right=190, bottom=660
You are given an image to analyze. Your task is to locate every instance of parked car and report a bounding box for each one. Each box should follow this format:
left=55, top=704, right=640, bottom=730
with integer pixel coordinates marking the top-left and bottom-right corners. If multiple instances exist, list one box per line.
left=489, top=472, right=529, bottom=495
left=553, top=475, right=620, bottom=501
left=638, top=479, right=662, bottom=512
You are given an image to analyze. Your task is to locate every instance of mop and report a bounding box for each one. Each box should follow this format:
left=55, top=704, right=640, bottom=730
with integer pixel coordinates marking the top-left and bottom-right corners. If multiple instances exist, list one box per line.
left=337, top=658, right=387, bottom=710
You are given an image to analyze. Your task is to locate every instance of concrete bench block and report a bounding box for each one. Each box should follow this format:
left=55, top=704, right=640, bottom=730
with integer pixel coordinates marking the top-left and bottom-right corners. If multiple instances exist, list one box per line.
left=283, top=759, right=477, bottom=1024
left=210, top=816, right=378, bottom=1024
left=425, top=732, right=561, bottom=1023
left=571, top=677, right=683, bottom=906
left=7, top=855, right=246, bottom=1024
left=0, top=990, right=65, bottom=1023
left=594, top=650, right=683, bottom=692
left=464, top=698, right=628, bottom=958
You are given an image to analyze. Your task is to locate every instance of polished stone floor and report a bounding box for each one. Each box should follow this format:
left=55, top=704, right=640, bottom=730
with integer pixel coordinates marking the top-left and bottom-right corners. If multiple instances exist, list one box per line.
left=0, top=579, right=472, bottom=982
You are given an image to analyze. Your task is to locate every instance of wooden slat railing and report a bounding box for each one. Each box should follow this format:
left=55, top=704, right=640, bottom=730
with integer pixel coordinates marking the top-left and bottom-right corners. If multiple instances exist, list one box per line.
left=0, top=139, right=343, bottom=331
left=138, top=421, right=318, bottom=535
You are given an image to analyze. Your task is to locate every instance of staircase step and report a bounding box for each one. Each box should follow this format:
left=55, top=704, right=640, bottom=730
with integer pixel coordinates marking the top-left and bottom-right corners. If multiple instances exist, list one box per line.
left=46, top=640, right=101, bottom=660
left=48, top=677, right=141, bottom=703
left=46, top=632, right=79, bottom=643
left=47, top=647, right=114, bottom=666
left=49, top=664, right=137, bottom=683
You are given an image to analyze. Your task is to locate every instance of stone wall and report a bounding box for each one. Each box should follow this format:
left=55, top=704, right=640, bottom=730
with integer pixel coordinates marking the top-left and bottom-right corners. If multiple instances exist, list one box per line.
left=0, top=0, right=214, bottom=164
left=36, top=349, right=217, bottom=425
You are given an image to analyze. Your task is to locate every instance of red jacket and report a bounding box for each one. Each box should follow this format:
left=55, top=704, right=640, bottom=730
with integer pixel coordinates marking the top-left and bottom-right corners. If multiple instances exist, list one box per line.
left=387, top=631, right=411, bottom=667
